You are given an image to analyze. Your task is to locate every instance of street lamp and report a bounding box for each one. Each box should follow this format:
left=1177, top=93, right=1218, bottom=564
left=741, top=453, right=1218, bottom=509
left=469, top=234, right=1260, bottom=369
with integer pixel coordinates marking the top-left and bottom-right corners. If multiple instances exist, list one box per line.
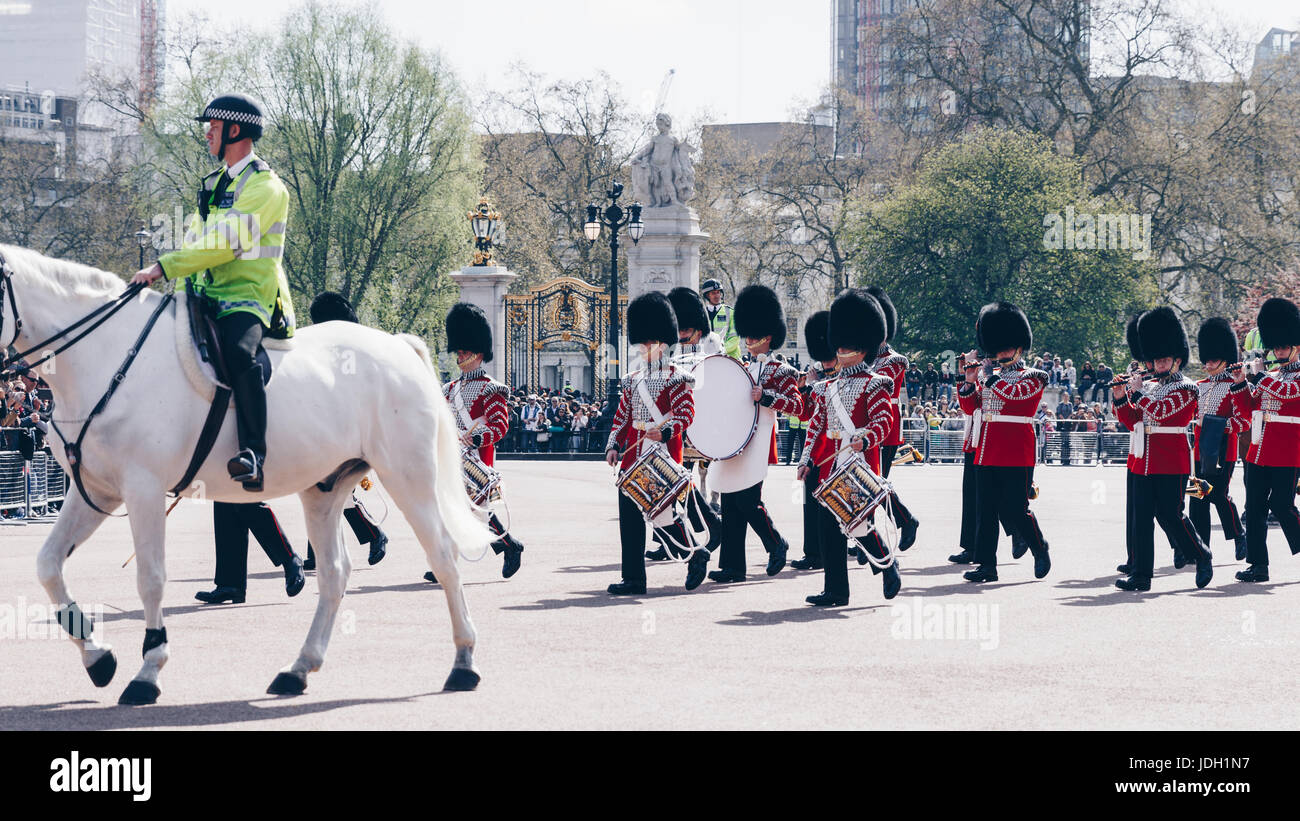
left=468, top=196, right=502, bottom=266
left=135, top=224, right=152, bottom=269
left=582, top=181, right=643, bottom=432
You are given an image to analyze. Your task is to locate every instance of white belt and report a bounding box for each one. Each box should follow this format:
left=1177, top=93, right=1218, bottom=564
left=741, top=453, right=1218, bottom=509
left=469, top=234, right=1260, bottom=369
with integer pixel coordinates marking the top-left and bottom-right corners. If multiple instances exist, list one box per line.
left=970, top=411, right=1033, bottom=447
left=1252, top=411, right=1300, bottom=441
left=826, top=429, right=865, bottom=441
left=1128, top=423, right=1187, bottom=459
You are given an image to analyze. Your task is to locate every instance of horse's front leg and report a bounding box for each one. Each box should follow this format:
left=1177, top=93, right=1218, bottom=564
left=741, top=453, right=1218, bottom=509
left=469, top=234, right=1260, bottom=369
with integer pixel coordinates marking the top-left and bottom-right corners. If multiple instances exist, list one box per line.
left=35, top=490, right=116, bottom=689
left=267, top=488, right=351, bottom=696
left=117, top=489, right=169, bottom=705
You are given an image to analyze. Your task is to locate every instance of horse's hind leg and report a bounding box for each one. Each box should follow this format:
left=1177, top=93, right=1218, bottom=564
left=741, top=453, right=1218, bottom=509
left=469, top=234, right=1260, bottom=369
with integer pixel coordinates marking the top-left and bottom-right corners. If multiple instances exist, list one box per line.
left=35, top=491, right=116, bottom=689
left=118, top=489, right=169, bottom=705
left=267, top=487, right=352, bottom=696
left=376, top=471, right=480, bottom=691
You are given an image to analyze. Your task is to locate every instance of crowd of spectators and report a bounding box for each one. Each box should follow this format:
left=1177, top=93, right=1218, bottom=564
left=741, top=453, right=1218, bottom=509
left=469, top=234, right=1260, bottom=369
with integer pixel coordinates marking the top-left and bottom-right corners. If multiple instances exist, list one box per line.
left=1, top=367, right=56, bottom=520
left=502, top=385, right=611, bottom=453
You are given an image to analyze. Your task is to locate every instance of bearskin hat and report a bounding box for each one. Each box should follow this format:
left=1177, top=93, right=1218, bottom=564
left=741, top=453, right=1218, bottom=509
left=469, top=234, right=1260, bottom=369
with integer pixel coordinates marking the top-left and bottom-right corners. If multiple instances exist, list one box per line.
left=976, top=302, right=1032, bottom=355
left=1257, top=297, right=1300, bottom=350
left=829, top=289, right=887, bottom=355
left=804, top=311, right=834, bottom=363
left=1126, top=312, right=1146, bottom=363
left=864, top=285, right=896, bottom=342
left=1137, top=307, right=1189, bottom=366
left=668, top=286, right=709, bottom=335
left=309, top=291, right=358, bottom=324
left=1197, top=317, right=1239, bottom=365
left=445, top=302, right=493, bottom=362
left=734, top=284, right=787, bottom=349
left=627, top=290, right=678, bottom=346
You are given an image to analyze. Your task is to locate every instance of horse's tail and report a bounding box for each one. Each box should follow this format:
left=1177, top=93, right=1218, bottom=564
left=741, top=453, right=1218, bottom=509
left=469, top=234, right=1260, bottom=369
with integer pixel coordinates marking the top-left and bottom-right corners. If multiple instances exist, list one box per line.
left=398, top=333, right=493, bottom=561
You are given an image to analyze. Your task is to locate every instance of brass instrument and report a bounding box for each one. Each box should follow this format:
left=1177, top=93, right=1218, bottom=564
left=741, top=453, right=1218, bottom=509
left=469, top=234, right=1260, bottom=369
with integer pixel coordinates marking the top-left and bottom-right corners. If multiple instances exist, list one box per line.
left=1108, top=369, right=1154, bottom=388
left=1186, top=477, right=1213, bottom=499
left=1029, top=482, right=1040, bottom=501
left=892, top=443, right=923, bottom=465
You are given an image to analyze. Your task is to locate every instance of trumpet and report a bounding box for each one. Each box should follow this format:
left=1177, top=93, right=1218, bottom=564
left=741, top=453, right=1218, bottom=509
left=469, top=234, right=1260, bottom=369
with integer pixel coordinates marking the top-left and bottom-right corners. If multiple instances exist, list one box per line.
left=1186, top=477, right=1213, bottom=499
left=892, top=443, right=924, bottom=465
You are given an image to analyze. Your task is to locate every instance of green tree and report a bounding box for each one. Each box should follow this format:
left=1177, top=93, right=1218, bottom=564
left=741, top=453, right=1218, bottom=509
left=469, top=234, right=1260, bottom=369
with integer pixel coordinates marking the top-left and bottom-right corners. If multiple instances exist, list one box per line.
left=852, top=127, right=1157, bottom=362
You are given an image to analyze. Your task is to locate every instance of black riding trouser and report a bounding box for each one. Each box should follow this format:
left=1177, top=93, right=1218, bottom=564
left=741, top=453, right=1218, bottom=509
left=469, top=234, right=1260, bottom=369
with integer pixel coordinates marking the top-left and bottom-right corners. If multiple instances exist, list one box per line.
left=217, top=311, right=267, bottom=458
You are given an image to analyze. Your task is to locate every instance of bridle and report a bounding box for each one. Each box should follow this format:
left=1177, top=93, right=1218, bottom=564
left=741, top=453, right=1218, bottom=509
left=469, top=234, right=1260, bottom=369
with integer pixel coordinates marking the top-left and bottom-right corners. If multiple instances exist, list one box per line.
left=0, top=249, right=147, bottom=378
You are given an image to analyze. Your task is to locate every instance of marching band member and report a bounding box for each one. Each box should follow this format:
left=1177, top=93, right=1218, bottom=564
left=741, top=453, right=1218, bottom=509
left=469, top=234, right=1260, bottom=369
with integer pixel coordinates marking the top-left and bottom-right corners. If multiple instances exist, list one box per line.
left=605, top=292, right=710, bottom=595
left=664, top=285, right=725, bottom=533
left=864, top=286, right=919, bottom=551
left=1116, top=312, right=1152, bottom=575
left=797, top=290, right=900, bottom=605
left=1237, top=298, right=1300, bottom=583
left=957, top=302, right=1051, bottom=583
left=1111, top=307, right=1211, bottom=591
left=431, top=303, right=524, bottom=582
left=1191, top=318, right=1250, bottom=561
left=790, top=311, right=836, bottom=572
left=706, top=284, right=803, bottom=583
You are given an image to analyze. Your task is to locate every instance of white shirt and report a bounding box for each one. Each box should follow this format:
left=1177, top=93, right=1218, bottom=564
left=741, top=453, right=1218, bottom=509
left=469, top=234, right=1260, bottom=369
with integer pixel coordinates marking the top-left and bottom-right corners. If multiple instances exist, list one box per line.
left=225, top=152, right=258, bottom=179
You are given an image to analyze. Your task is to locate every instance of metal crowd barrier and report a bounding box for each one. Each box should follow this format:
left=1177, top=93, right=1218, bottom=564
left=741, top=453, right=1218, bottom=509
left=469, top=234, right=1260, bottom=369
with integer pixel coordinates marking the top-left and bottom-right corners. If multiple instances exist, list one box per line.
left=0, top=435, right=67, bottom=520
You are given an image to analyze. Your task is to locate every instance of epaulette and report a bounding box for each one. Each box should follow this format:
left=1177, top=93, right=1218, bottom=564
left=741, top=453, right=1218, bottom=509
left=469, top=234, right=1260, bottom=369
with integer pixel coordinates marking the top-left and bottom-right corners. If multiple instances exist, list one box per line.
left=250, top=159, right=271, bottom=172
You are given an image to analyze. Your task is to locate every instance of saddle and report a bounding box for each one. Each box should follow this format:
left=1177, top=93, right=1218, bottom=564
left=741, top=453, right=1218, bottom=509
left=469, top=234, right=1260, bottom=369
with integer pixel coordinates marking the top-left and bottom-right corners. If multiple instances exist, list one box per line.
left=185, top=279, right=273, bottom=387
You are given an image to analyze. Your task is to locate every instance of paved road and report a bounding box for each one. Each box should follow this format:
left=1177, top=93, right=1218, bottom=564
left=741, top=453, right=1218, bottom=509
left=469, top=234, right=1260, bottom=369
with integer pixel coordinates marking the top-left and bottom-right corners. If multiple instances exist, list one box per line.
left=2, top=462, right=1297, bottom=730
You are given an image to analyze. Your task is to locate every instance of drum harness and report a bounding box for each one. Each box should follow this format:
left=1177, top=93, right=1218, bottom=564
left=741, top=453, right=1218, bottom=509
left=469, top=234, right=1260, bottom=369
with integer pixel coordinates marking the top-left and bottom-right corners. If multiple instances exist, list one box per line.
left=451, top=378, right=510, bottom=562
left=820, top=375, right=901, bottom=560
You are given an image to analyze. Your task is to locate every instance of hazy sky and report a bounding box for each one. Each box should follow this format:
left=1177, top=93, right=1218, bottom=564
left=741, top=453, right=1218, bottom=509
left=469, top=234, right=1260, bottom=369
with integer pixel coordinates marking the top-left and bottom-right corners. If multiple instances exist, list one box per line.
left=163, top=0, right=1300, bottom=125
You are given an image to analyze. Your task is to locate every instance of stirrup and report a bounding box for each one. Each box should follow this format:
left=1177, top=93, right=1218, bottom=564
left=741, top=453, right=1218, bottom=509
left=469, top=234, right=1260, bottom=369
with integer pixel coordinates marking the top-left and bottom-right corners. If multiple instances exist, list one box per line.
left=227, top=449, right=262, bottom=484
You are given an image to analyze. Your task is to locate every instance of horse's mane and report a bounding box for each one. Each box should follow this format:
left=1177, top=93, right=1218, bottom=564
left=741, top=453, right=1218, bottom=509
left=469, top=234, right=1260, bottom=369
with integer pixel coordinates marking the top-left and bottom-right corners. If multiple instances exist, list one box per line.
left=0, top=243, right=128, bottom=299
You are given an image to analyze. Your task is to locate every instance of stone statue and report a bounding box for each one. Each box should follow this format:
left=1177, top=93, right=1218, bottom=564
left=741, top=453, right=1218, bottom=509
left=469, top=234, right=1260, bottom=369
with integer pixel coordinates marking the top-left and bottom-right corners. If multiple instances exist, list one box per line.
left=630, top=113, right=695, bottom=207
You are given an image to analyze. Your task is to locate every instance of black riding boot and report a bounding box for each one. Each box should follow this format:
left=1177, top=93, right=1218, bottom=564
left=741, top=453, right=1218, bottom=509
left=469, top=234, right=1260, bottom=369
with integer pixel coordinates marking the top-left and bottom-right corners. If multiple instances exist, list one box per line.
left=228, top=365, right=268, bottom=491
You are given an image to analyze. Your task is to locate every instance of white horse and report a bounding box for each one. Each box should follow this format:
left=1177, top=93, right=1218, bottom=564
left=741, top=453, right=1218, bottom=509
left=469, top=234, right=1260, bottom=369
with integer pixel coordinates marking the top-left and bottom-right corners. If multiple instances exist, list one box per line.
left=0, top=244, right=491, bottom=704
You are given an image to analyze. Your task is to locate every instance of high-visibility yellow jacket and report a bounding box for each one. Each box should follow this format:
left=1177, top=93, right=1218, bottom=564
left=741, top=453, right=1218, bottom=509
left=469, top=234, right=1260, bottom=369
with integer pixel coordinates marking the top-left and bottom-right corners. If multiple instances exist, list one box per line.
left=706, top=302, right=740, bottom=359
left=158, top=155, right=295, bottom=336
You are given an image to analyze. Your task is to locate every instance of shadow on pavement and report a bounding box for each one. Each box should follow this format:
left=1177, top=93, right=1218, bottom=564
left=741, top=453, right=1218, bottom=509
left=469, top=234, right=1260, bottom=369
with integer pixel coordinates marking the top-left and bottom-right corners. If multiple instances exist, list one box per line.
left=913, top=579, right=1039, bottom=596
left=717, top=604, right=886, bottom=626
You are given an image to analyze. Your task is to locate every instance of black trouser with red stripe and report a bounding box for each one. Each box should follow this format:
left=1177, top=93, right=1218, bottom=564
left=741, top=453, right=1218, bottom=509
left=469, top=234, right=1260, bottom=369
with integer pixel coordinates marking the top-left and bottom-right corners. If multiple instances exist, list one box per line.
left=1130, top=473, right=1207, bottom=578
left=213, top=501, right=297, bottom=590
left=974, top=465, right=1045, bottom=568
left=879, top=444, right=918, bottom=528
left=617, top=492, right=688, bottom=584
left=1189, top=461, right=1244, bottom=548
left=818, top=502, right=891, bottom=597
left=801, top=465, right=823, bottom=565
left=306, top=498, right=387, bottom=563
left=719, top=481, right=785, bottom=575
left=1125, top=470, right=1136, bottom=567
left=960, top=450, right=977, bottom=549
left=1244, top=464, right=1300, bottom=566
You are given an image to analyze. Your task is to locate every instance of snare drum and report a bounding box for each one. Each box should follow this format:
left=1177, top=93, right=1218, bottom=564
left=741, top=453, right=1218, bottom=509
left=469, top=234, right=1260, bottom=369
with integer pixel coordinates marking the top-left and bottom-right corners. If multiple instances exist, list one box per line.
left=813, top=458, right=889, bottom=534
left=462, top=452, right=502, bottom=507
left=618, top=448, right=692, bottom=520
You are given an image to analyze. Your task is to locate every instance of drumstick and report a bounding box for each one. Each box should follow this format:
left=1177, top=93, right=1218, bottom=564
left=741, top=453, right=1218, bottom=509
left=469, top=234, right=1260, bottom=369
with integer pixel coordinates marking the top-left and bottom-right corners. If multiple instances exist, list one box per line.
left=814, top=438, right=865, bottom=469
left=122, top=496, right=184, bottom=567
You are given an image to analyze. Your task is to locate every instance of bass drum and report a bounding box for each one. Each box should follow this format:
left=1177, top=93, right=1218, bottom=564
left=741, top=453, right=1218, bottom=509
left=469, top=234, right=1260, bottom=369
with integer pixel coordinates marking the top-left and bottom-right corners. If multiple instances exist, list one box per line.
left=685, top=355, right=758, bottom=461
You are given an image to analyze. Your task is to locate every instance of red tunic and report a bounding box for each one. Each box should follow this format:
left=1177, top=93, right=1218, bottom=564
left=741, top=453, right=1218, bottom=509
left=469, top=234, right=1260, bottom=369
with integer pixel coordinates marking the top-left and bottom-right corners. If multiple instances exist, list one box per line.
left=1245, top=362, right=1300, bottom=467
left=605, top=361, right=695, bottom=471
left=1113, top=373, right=1197, bottom=475
left=869, top=344, right=908, bottom=447
left=750, top=356, right=803, bottom=464
left=444, top=368, right=510, bottom=467
left=799, top=361, right=893, bottom=475
left=956, top=360, right=1045, bottom=467
left=798, top=365, right=838, bottom=469
left=1194, top=373, right=1251, bottom=465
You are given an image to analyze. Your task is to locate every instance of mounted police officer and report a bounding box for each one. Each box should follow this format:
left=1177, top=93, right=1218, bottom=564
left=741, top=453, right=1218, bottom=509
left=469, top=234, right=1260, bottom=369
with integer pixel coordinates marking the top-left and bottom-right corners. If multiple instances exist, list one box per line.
left=700, top=278, right=741, bottom=360
left=132, top=93, right=294, bottom=492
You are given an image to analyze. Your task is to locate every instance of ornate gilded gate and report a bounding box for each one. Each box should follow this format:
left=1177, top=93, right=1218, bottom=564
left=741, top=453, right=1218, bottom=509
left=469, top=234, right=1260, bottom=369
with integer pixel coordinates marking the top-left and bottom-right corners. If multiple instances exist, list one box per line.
left=503, top=277, right=625, bottom=393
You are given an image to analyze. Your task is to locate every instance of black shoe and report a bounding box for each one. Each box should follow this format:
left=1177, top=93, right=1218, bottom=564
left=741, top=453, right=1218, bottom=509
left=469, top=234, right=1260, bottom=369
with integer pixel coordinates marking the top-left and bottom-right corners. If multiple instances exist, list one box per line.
left=368, top=534, right=388, bottom=566
left=1236, top=565, right=1269, bottom=583
left=963, top=565, right=998, bottom=583
left=1116, top=562, right=1132, bottom=574
left=1011, top=534, right=1029, bottom=560
left=790, top=557, right=823, bottom=571
left=227, top=448, right=262, bottom=484
left=1173, top=547, right=1187, bottom=569
left=948, top=549, right=975, bottom=564
left=685, top=549, right=709, bottom=591
left=898, top=519, right=918, bottom=552
left=1031, top=542, right=1051, bottom=579
left=195, top=586, right=245, bottom=604
left=645, top=547, right=671, bottom=562
left=805, top=591, right=849, bottom=607
left=1115, top=575, right=1151, bottom=592
left=882, top=563, right=902, bottom=600
left=1234, top=536, right=1247, bottom=562
left=708, top=569, right=746, bottom=584
left=1195, top=554, right=1213, bottom=589
left=284, top=555, right=305, bottom=597
left=607, top=580, right=647, bottom=596
left=502, top=543, right=522, bottom=579
left=766, top=538, right=788, bottom=576
left=423, top=571, right=438, bottom=584
left=852, top=545, right=869, bottom=565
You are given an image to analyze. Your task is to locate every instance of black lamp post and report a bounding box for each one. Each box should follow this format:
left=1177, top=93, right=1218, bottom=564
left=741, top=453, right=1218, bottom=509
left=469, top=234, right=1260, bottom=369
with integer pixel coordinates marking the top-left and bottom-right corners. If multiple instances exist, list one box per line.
left=135, top=224, right=152, bottom=269
left=583, top=181, right=644, bottom=431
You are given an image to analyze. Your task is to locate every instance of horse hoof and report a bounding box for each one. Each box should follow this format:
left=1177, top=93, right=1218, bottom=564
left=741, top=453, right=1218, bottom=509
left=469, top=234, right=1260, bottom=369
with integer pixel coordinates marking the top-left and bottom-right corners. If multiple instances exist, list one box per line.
left=442, top=667, right=481, bottom=692
left=86, top=651, right=117, bottom=688
left=117, top=679, right=160, bottom=706
left=267, top=671, right=307, bottom=695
